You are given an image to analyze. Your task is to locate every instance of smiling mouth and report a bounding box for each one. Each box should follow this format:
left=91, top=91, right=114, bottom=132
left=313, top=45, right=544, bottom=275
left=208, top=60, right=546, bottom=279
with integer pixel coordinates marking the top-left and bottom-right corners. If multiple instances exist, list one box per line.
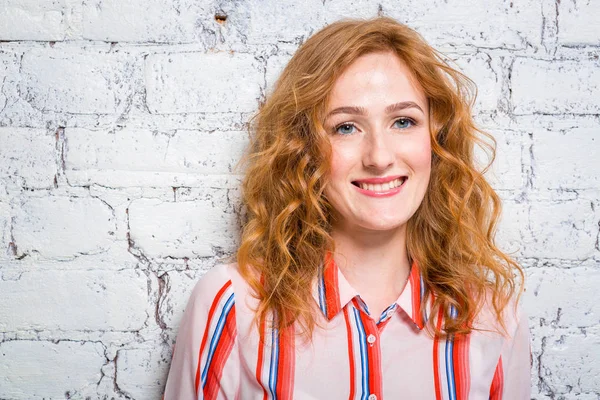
left=351, top=177, right=407, bottom=192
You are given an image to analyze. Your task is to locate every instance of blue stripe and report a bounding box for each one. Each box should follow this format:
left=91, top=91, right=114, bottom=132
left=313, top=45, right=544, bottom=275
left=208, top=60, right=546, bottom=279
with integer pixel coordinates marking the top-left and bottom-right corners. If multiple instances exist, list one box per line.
left=445, top=305, right=458, bottom=400
left=355, top=296, right=370, bottom=316
left=445, top=335, right=456, bottom=400
left=376, top=303, right=396, bottom=325
left=201, top=292, right=235, bottom=388
left=352, top=307, right=369, bottom=400
left=267, top=325, right=280, bottom=399
left=318, top=271, right=327, bottom=316
left=420, top=274, right=428, bottom=324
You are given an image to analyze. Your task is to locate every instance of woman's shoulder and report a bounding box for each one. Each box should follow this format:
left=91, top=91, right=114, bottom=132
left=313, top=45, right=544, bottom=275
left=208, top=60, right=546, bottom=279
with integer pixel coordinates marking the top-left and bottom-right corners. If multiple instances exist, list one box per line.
left=186, top=262, right=254, bottom=310
left=473, top=289, right=527, bottom=337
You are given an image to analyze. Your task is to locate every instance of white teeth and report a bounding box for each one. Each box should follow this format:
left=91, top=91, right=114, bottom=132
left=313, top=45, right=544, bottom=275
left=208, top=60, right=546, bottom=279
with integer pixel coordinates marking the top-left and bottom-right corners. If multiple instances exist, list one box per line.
left=357, top=178, right=406, bottom=191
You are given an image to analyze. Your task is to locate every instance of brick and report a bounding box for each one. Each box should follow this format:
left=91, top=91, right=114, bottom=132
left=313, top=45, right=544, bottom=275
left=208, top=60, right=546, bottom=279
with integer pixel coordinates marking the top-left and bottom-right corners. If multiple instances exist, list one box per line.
left=115, top=347, right=172, bottom=400
left=159, top=269, right=207, bottom=330
left=20, top=50, right=136, bottom=114
left=525, top=267, right=600, bottom=329
left=0, top=128, right=56, bottom=189
left=128, top=195, right=238, bottom=258
left=238, top=0, right=379, bottom=45
left=321, top=0, right=381, bottom=23
left=64, top=128, right=248, bottom=187
left=265, top=54, right=294, bottom=95
left=82, top=0, right=212, bottom=43
left=558, top=0, right=600, bottom=46
left=1, top=246, right=141, bottom=274
left=224, top=0, right=325, bottom=45
left=145, top=52, right=263, bottom=114
left=451, top=53, right=503, bottom=113
left=0, top=269, right=147, bottom=332
left=0, top=201, right=9, bottom=260
left=533, top=126, right=600, bottom=190
left=475, top=129, right=526, bottom=191
left=382, top=0, right=542, bottom=49
left=512, top=58, right=600, bottom=115
left=0, top=0, right=66, bottom=41
left=0, top=340, right=105, bottom=399
left=0, top=51, right=20, bottom=113
left=494, top=200, right=528, bottom=257
left=12, top=196, right=115, bottom=259
left=527, top=200, right=597, bottom=259
left=538, top=329, right=600, bottom=395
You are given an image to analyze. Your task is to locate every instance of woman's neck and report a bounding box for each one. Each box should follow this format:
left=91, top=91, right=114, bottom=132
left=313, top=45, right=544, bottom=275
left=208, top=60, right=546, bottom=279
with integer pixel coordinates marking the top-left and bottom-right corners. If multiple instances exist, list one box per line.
left=330, top=223, right=412, bottom=306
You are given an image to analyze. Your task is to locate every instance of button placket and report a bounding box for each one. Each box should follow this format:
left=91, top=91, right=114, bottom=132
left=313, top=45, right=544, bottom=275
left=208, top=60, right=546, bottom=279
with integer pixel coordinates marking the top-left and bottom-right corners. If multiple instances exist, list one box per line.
left=367, top=334, right=376, bottom=345
left=360, top=318, right=382, bottom=399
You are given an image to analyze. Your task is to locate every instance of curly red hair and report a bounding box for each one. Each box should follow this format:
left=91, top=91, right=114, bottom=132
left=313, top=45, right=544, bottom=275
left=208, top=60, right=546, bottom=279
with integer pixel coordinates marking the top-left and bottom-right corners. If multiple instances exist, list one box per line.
left=236, top=17, right=523, bottom=339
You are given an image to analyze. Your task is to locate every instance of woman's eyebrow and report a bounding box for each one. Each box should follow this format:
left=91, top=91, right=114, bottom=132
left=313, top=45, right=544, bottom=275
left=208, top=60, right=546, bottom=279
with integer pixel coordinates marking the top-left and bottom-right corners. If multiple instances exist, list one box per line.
left=385, top=101, right=424, bottom=114
left=325, top=101, right=424, bottom=119
left=325, top=105, right=367, bottom=119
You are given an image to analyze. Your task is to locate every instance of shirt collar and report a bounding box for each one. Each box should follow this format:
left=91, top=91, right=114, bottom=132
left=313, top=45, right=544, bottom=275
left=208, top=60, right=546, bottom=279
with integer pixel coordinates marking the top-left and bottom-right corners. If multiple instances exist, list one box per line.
left=313, top=252, right=427, bottom=330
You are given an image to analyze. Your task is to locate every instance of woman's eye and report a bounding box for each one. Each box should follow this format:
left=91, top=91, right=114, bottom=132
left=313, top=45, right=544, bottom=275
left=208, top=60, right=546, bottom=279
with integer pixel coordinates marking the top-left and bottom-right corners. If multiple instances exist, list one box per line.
left=394, top=118, right=414, bottom=129
left=335, top=123, right=356, bottom=135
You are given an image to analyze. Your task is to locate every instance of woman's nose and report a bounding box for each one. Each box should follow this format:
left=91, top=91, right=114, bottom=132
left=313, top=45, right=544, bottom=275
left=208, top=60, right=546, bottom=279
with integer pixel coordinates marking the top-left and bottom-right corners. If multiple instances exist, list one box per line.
left=362, top=129, right=395, bottom=171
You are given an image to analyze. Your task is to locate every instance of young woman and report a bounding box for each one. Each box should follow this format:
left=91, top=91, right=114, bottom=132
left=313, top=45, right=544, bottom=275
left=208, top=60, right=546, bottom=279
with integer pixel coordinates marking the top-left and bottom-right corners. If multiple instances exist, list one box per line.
left=164, top=17, right=531, bottom=400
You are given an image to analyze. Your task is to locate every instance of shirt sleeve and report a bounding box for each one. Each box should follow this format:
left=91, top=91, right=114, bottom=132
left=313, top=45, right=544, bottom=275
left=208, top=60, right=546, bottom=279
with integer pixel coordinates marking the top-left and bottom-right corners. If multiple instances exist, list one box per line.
left=490, top=302, right=532, bottom=399
left=163, top=264, right=240, bottom=400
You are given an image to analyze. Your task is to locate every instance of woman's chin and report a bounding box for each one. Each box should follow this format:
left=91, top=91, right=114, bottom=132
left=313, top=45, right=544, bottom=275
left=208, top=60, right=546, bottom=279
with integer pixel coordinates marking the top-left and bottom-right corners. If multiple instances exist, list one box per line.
left=352, top=216, right=410, bottom=234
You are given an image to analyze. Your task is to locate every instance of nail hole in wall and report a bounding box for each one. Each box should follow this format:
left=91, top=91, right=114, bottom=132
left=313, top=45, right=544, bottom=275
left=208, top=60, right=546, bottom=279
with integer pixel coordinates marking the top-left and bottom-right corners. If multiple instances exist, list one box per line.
left=215, top=13, right=227, bottom=24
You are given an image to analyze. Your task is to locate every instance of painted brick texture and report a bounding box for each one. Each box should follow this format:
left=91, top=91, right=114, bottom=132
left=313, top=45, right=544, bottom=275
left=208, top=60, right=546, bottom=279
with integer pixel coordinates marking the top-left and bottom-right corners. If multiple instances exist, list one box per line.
left=0, top=1, right=598, bottom=399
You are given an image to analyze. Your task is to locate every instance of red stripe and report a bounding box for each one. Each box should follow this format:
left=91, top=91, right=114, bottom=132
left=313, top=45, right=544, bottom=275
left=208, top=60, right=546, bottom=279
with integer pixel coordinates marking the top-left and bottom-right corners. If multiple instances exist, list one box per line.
left=343, top=307, right=356, bottom=400
left=409, top=262, right=424, bottom=329
left=452, top=333, right=471, bottom=400
left=275, top=323, right=296, bottom=399
left=194, top=280, right=233, bottom=393
left=489, top=357, right=504, bottom=400
left=376, top=317, right=392, bottom=331
left=355, top=304, right=382, bottom=398
left=255, top=315, right=268, bottom=400
left=432, top=307, right=444, bottom=400
left=324, top=253, right=342, bottom=319
left=203, top=305, right=237, bottom=400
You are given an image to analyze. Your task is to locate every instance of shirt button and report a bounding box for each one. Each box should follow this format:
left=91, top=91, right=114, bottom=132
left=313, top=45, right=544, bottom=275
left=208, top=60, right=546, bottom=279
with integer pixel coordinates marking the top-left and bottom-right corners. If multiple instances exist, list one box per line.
left=368, top=395, right=377, bottom=400
left=367, top=334, right=376, bottom=344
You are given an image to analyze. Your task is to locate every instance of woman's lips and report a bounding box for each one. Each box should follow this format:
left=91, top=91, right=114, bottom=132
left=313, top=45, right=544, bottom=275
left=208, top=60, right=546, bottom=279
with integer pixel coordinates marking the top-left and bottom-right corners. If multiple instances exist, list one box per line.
left=352, top=177, right=407, bottom=197
left=353, top=175, right=406, bottom=185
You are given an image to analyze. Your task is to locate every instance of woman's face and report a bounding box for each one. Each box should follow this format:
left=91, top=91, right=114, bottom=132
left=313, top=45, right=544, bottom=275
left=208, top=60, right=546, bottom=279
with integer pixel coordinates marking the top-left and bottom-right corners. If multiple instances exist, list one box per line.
left=322, top=51, right=431, bottom=235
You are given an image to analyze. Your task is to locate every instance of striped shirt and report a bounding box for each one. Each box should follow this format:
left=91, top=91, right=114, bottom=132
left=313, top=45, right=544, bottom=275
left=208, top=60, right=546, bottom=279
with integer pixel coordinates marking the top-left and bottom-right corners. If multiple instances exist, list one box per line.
left=163, top=258, right=531, bottom=399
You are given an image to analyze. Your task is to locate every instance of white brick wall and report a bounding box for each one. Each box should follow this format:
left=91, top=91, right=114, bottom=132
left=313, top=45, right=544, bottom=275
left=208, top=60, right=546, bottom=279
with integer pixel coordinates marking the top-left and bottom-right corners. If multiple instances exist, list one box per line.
left=0, top=1, right=598, bottom=399
left=0, top=128, right=57, bottom=189
left=512, top=58, right=600, bottom=115
left=0, top=340, right=106, bottom=399
left=145, top=52, right=263, bottom=114
left=0, top=1, right=68, bottom=41
left=20, top=50, right=136, bottom=114
left=82, top=0, right=212, bottom=43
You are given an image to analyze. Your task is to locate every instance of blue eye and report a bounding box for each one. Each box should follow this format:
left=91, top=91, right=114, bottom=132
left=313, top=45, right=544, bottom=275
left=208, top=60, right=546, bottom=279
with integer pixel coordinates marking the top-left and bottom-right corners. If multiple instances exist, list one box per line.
left=335, top=123, right=356, bottom=135
left=394, top=118, right=414, bottom=129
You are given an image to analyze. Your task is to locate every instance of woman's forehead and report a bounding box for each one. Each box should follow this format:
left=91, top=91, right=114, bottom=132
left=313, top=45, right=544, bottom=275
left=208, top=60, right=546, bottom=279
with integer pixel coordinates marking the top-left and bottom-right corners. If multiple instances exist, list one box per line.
left=325, top=51, right=428, bottom=114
